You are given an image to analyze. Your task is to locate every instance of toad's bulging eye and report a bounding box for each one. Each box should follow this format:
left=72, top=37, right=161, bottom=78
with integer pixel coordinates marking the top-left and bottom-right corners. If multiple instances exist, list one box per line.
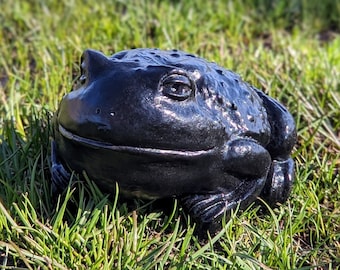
left=72, top=60, right=87, bottom=91
left=79, top=60, right=87, bottom=85
left=72, top=70, right=87, bottom=91
left=161, top=73, right=194, bottom=101
left=78, top=74, right=87, bottom=85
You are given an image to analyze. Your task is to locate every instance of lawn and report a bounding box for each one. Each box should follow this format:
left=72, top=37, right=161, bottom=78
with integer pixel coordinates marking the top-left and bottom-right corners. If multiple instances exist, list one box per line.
left=0, top=0, right=339, bottom=269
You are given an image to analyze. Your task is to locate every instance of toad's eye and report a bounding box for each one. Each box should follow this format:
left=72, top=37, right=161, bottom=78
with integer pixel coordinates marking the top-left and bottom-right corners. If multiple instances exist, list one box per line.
left=72, top=73, right=86, bottom=91
left=79, top=60, right=87, bottom=85
left=73, top=61, right=87, bottom=90
left=78, top=74, right=87, bottom=85
left=161, top=73, right=194, bottom=101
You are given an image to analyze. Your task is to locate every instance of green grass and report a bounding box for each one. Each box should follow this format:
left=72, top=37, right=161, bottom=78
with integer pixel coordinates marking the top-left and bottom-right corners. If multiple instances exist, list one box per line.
left=1, top=0, right=339, bottom=269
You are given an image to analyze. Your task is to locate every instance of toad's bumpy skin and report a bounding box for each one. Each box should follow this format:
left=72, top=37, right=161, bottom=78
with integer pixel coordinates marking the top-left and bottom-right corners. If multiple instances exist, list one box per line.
left=51, top=48, right=296, bottom=232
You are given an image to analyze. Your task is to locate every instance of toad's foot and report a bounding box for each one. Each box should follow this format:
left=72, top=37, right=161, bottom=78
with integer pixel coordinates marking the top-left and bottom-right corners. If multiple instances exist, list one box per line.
left=181, top=177, right=266, bottom=233
left=260, top=158, right=294, bottom=207
left=180, top=138, right=273, bottom=233
left=51, top=140, right=71, bottom=194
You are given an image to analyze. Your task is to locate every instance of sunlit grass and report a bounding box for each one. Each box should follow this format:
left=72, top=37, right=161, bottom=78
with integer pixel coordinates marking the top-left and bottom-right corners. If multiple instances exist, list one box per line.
left=1, top=0, right=339, bottom=269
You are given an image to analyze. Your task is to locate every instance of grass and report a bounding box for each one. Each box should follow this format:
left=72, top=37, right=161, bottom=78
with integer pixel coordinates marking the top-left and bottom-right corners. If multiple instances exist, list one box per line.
left=0, top=0, right=339, bottom=269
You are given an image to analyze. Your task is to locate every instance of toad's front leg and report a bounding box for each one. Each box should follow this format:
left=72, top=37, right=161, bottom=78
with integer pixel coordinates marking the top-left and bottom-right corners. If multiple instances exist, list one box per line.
left=181, top=138, right=272, bottom=232
left=51, top=140, right=71, bottom=194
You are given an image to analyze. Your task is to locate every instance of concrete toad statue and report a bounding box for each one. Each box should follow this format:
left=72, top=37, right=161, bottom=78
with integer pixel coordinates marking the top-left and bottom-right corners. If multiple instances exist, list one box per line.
left=51, top=48, right=296, bottom=231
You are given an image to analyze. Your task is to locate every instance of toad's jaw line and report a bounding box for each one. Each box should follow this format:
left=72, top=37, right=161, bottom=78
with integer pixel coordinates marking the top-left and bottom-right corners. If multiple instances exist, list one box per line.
left=58, top=124, right=215, bottom=157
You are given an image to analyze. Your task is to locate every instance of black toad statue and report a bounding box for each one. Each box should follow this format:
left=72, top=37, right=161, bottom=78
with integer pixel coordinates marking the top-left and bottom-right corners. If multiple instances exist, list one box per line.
left=52, top=48, right=296, bottom=232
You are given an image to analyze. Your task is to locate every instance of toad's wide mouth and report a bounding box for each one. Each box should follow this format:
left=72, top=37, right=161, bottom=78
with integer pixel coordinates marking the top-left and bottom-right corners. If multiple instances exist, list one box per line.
left=58, top=124, right=215, bottom=158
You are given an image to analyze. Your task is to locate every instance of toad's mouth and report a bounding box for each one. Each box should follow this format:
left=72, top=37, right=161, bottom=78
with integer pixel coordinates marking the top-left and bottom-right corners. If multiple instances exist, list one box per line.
left=58, top=124, right=215, bottom=158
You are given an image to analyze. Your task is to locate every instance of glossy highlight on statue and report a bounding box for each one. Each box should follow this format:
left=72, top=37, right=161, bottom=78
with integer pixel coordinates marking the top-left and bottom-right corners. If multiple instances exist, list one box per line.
left=51, top=48, right=296, bottom=231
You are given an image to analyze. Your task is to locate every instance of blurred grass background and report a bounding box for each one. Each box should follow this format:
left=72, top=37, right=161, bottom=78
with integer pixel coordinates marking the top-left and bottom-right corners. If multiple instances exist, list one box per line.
left=0, top=0, right=339, bottom=269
